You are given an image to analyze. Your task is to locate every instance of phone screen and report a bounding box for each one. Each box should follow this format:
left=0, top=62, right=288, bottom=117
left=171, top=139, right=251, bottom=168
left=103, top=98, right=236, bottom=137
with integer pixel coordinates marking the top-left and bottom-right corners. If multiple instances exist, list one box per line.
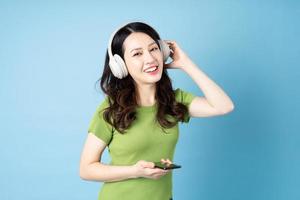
left=154, top=162, right=181, bottom=170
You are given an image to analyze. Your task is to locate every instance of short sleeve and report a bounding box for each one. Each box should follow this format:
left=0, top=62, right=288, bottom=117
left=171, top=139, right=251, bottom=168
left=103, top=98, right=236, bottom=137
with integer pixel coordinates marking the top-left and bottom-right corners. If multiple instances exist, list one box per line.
left=174, top=88, right=196, bottom=123
left=87, top=97, right=113, bottom=145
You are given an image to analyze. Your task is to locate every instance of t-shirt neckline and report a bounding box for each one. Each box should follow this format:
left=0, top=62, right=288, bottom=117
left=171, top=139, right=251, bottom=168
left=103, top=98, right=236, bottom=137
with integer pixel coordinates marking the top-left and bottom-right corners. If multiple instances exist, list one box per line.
left=136, top=103, right=157, bottom=112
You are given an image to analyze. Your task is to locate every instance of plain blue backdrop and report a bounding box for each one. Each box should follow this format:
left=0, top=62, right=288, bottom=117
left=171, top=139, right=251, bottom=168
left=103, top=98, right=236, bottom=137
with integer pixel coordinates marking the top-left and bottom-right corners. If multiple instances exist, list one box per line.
left=0, top=0, right=299, bottom=200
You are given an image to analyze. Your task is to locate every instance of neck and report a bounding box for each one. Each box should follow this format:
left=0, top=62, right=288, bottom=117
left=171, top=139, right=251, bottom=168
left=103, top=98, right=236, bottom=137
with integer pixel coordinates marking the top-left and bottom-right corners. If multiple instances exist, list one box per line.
left=135, top=83, right=156, bottom=106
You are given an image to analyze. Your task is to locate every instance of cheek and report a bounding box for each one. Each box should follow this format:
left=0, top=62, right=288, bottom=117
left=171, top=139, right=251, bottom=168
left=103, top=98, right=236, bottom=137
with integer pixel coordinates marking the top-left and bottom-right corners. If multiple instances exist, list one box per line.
left=155, top=52, right=164, bottom=64
left=124, top=56, right=136, bottom=70
left=126, top=60, right=143, bottom=74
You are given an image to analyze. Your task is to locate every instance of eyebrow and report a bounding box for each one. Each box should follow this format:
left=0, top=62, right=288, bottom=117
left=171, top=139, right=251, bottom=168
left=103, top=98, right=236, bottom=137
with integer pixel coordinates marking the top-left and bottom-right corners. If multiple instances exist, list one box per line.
left=130, top=41, right=157, bottom=53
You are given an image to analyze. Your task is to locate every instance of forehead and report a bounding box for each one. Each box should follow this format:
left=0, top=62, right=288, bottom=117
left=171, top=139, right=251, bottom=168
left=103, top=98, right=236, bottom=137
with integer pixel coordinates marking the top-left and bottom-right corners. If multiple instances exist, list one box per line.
left=123, top=32, right=156, bottom=51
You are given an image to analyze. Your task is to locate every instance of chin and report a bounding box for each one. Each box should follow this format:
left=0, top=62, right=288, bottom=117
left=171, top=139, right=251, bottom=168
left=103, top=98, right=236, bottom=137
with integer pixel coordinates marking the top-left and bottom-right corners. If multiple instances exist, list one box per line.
left=146, top=72, right=162, bottom=83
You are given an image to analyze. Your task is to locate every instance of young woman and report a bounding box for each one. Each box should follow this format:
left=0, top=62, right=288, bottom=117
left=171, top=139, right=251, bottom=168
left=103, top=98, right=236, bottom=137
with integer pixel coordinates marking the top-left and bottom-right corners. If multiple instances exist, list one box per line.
left=79, top=21, right=234, bottom=200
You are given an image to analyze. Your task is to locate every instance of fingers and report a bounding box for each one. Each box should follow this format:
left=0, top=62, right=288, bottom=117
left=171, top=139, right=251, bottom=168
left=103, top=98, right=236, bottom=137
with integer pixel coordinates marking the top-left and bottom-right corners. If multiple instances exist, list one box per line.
left=144, top=160, right=172, bottom=179
left=165, top=40, right=178, bottom=51
left=139, top=160, right=155, bottom=168
left=160, top=158, right=173, bottom=165
left=164, top=40, right=176, bottom=45
left=137, top=160, right=172, bottom=180
left=166, top=42, right=175, bottom=52
left=154, top=168, right=170, bottom=177
left=163, top=40, right=176, bottom=49
left=143, top=167, right=170, bottom=180
left=146, top=162, right=155, bottom=168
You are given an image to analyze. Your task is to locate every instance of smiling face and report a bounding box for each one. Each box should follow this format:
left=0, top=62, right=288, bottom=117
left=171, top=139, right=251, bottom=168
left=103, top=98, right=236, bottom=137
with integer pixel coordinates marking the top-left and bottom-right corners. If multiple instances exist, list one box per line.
left=123, top=32, right=164, bottom=87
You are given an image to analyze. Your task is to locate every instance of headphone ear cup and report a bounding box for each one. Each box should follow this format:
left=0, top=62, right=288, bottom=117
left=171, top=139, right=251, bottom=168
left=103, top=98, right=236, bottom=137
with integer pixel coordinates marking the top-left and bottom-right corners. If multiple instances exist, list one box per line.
left=113, top=54, right=128, bottom=78
left=158, top=40, right=171, bottom=62
left=109, top=54, right=128, bottom=79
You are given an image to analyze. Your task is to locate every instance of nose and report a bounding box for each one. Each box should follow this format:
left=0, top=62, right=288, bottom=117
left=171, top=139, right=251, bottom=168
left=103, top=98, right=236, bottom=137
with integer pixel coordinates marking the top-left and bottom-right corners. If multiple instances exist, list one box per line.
left=144, top=50, right=156, bottom=64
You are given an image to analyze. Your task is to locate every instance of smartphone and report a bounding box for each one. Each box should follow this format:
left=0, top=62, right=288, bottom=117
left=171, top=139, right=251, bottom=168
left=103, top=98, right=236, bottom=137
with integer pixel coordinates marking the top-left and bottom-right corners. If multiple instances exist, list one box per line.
left=154, top=161, right=181, bottom=170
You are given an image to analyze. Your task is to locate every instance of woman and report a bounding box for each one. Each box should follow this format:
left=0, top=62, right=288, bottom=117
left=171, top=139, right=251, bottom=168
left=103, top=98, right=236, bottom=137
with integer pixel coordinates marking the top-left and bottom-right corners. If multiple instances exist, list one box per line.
left=79, top=21, right=234, bottom=200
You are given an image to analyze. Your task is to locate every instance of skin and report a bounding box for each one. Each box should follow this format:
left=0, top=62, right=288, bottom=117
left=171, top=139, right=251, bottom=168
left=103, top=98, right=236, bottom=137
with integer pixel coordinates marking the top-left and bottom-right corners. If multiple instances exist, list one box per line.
left=79, top=31, right=235, bottom=182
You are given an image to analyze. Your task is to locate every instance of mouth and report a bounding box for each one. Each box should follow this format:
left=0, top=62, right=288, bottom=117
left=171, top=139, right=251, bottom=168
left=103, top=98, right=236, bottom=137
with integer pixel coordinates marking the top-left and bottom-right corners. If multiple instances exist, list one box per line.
left=143, top=65, right=159, bottom=74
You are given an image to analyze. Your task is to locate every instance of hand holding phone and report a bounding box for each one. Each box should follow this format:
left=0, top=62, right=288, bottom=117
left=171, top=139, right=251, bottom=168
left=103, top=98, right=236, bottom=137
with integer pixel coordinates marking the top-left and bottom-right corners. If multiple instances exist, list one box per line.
left=154, top=161, right=181, bottom=170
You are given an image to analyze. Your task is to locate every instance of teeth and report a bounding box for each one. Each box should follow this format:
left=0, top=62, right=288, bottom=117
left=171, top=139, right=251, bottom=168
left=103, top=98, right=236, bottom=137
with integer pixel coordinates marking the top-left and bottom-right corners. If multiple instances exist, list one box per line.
left=145, top=66, right=158, bottom=73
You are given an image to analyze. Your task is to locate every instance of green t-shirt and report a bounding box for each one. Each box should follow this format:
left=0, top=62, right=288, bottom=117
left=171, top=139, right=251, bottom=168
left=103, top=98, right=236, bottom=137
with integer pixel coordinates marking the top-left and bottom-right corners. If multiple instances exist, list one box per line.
left=87, top=88, right=196, bottom=200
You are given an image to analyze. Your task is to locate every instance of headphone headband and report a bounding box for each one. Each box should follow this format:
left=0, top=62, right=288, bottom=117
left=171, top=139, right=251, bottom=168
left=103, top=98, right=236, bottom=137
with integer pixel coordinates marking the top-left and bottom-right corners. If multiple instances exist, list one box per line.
left=107, top=21, right=133, bottom=61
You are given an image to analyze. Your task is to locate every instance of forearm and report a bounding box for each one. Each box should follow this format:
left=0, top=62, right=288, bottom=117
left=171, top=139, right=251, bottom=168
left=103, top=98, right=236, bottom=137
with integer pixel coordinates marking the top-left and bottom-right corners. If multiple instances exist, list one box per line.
left=80, top=162, right=137, bottom=183
left=182, top=60, right=234, bottom=112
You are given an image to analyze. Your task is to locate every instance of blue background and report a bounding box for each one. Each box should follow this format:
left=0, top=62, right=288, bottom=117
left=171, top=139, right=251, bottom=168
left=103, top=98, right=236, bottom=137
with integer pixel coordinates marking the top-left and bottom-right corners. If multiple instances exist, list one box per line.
left=1, top=0, right=299, bottom=200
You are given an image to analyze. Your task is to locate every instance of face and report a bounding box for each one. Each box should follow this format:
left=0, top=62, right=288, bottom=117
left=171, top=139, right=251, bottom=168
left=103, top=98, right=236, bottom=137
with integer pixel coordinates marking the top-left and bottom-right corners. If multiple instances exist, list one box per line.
left=123, top=32, right=164, bottom=87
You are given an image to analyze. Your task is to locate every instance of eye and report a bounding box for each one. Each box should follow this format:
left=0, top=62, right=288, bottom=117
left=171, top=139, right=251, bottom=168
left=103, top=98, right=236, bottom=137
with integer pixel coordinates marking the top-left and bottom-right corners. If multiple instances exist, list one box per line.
left=151, top=47, right=159, bottom=51
left=133, top=52, right=142, bottom=57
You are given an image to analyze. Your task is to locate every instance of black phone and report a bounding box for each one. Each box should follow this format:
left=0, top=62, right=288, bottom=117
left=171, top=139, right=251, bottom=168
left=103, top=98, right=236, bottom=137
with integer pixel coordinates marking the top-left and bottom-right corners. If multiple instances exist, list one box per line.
left=154, top=161, right=181, bottom=170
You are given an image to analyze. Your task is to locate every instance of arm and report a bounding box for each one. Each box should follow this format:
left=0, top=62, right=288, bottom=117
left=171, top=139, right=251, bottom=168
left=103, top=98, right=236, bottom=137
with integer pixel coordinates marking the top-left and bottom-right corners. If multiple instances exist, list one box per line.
left=79, top=133, right=137, bottom=182
left=164, top=40, right=235, bottom=117
left=79, top=133, right=170, bottom=182
left=183, top=60, right=235, bottom=116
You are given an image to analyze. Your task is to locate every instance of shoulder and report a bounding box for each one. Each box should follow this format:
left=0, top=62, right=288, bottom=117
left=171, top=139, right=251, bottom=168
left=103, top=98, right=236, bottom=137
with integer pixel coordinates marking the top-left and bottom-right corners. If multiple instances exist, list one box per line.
left=88, top=96, right=114, bottom=144
left=174, top=88, right=196, bottom=106
left=95, top=96, right=110, bottom=113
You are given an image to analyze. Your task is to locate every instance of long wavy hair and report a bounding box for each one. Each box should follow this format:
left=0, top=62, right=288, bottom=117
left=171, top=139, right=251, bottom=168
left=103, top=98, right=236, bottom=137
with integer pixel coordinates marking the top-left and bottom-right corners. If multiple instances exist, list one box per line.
left=98, top=22, right=189, bottom=134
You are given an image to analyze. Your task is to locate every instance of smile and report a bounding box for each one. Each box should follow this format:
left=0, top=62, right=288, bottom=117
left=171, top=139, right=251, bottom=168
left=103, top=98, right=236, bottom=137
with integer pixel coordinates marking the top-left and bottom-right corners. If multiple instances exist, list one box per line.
left=144, top=65, right=158, bottom=73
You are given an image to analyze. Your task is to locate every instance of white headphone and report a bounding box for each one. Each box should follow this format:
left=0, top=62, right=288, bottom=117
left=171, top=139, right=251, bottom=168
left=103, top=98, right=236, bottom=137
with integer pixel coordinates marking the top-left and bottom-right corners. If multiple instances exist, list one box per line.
left=107, top=22, right=171, bottom=79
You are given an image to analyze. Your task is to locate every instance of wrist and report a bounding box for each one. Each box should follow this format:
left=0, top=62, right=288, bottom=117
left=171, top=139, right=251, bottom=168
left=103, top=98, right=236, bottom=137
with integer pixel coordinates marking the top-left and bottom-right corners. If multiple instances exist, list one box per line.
left=129, top=165, right=139, bottom=179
